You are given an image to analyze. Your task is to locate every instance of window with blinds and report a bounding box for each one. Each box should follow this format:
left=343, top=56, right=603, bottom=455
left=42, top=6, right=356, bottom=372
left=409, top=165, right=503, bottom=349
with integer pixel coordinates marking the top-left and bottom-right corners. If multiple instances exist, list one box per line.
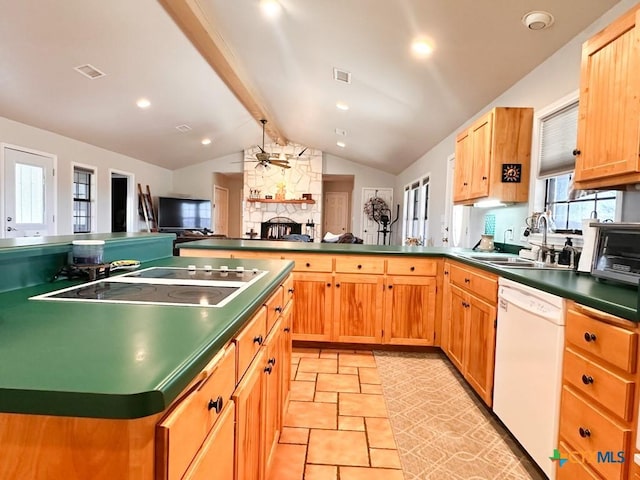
left=402, top=176, right=430, bottom=243
left=538, top=101, right=578, bottom=178
left=73, top=166, right=94, bottom=233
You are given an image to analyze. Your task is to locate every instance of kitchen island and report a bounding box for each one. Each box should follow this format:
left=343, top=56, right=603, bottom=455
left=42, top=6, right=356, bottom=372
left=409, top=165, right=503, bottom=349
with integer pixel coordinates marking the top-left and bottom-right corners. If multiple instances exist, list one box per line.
left=0, top=236, right=294, bottom=480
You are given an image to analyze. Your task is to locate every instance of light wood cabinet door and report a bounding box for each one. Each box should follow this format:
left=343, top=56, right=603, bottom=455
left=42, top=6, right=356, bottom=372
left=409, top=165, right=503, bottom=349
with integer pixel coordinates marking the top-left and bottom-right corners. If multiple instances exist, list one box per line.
left=183, top=401, right=235, bottom=480
left=263, top=319, right=283, bottom=476
left=333, top=274, right=384, bottom=343
left=280, top=302, right=293, bottom=414
left=233, top=349, right=266, bottom=480
left=453, top=130, right=472, bottom=202
left=446, top=285, right=467, bottom=371
left=574, top=5, right=640, bottom=189
left=463, top=294, right=496, bottom=407
left=383, top=275, right=436, bottom=346
left=469, top=112, right=493, bottom=199
left=291, top=272, right=333, bottom=341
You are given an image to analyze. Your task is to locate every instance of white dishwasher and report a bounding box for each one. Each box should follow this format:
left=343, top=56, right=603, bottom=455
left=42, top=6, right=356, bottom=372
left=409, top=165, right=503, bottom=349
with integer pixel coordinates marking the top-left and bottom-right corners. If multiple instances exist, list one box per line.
left=493, top=277, right=566, bottom=480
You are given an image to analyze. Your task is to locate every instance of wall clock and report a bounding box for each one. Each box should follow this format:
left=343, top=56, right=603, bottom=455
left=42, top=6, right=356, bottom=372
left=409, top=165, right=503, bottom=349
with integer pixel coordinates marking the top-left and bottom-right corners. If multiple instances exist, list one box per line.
left=501, top=163, right=522, bottom=183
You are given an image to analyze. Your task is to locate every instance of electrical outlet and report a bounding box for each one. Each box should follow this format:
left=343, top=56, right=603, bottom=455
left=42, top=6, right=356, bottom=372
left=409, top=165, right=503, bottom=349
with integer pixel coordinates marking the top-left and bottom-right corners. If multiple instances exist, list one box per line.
left=506, top=226, right=514, bottom=241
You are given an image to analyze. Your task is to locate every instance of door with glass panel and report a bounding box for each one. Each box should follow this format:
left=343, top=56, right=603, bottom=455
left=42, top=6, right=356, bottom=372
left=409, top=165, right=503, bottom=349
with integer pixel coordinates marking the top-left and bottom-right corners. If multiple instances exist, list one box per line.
left=3, top=146, right=56, bottom=238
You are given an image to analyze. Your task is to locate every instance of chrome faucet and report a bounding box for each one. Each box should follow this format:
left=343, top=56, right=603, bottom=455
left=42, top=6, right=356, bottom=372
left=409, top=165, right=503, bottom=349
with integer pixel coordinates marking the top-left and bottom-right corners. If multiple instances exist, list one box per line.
left=535, top=213, right=552, bottom=263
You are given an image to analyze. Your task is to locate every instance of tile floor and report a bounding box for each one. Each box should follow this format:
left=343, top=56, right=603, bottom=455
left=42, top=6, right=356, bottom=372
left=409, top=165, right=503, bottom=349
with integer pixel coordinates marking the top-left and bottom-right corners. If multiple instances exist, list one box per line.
left=268, top=348, right=404, bottom=480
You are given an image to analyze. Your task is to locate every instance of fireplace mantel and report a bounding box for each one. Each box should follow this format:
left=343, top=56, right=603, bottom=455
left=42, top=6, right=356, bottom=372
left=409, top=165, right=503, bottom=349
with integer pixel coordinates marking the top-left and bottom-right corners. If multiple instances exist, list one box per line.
left=246, top=198, right=315, bottom=205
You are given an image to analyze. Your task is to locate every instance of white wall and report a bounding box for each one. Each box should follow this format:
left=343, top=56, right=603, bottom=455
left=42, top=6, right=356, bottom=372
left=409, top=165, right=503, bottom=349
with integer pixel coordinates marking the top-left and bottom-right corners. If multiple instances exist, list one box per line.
left=172, top=152, right=243, bottom=199
left=395, top=0, right=638, bottom=247
left=324, top=153, right=396, bottom=238
left=0, top=116, right=173, bottom=235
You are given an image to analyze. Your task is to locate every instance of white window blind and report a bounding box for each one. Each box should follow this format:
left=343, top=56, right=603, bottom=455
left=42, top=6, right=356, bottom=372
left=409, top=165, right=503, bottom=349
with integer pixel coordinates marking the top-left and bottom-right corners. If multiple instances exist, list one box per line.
left=538, top=101, right=578, bottom=177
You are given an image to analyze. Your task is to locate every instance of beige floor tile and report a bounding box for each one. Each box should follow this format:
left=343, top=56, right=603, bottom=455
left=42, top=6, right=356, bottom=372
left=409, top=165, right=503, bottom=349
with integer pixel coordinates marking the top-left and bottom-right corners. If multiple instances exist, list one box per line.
left=291, top=363, right=298, bottom=379
left=339, top=415, right=365, bottom=431
left=339, top=466, right=405, bottom=480
left=339, top=393, right=388, bottom=417
left=295, top=371, right=317, bottom=382
left=369, top=448, right=402, bottom=469
left=360, top=383, right=383, bottom=394
left=266, top=443, right=307, bottom=480
left=358, top=367, right=381, bottom=385
left=339, top=353, right=377, bottom=368
left=292, top=347, right=320, bottom=358
left=279, top=427, right=309, bottom=445
left=319, top=350, right=339, bottom=359
left=289, top=380, right=316, bottom=401
left=284, top=401, right=337, bottom=429
left=305, top=464, right=337, bottom=480
left=365, top=417, right=397, bottom=449
left=316, top=373, right=360, bottom=393
left=314, top=391, right=338, bottom=403
left=298, top=357, right=338, bottom=373
left=339, top=366, right=359, bottom=375
left=307, top=430, right=369, bottom=466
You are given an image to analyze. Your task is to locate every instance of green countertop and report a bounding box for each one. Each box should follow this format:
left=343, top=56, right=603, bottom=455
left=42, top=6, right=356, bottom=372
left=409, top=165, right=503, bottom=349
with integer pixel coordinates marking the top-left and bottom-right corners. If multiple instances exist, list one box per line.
left=180, top=239, right=640, bottom=321
left=0, top=256, right=293, bottom=419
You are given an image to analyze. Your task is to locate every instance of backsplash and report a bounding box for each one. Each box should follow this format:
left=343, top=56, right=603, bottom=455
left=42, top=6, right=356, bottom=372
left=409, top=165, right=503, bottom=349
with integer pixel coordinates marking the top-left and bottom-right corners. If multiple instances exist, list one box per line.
left=243, top=144, right=323, bottom=241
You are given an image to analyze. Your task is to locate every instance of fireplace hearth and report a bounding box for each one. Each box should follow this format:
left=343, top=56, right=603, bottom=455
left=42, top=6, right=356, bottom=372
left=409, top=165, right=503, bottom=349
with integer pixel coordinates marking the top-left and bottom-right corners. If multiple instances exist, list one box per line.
left=261, top=217, right=302, bottom=240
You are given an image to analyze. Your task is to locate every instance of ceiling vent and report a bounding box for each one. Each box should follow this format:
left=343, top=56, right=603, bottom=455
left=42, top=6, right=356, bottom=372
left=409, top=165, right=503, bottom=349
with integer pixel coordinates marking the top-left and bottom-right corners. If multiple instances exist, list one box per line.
left=73, top=64, right=106, bottom=80
left=175, top=124, right=192, bottom=133
left=335, top=128, right=347, bottom=136
left=333, top=68, right=352, bottom=84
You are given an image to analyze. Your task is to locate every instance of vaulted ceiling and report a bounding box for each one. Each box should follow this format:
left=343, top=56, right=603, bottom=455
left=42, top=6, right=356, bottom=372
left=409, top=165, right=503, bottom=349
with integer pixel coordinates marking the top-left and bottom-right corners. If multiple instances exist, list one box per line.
left=0, top=0, right=621, bottom=173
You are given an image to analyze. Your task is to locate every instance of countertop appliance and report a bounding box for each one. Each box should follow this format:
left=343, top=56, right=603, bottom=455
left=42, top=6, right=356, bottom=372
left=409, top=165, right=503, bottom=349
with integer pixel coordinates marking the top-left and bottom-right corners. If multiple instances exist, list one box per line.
left=591, top=222, right=640, bottom=285
left=32, top=266, right=267, bottom=308
left=493, top=277, right=566, bottom=479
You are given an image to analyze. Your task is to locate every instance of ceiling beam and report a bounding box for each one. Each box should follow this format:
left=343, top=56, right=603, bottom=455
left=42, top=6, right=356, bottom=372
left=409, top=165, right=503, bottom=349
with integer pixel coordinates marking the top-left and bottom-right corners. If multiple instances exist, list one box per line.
left=159, top=0, right=288, bottom=145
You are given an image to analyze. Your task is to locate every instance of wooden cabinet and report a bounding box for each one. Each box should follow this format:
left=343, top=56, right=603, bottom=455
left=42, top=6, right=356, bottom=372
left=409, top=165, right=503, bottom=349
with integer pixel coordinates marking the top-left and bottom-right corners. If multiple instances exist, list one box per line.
left=333, top=273, right=384, bottom=343
left=557, top=303, right=637, bottom=480
left=291, top=272, right=333, bottom=341
left=442, top=261, right=497, bottom=406
left=573, top=4, right=640, bottom=190
left=453, top=107, right=533, bottom=205
left=263, top=317, right=284, bottom=474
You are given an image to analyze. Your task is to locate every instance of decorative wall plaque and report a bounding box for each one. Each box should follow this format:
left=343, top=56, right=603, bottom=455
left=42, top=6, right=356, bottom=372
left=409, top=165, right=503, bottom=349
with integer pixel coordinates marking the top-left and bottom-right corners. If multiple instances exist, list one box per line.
left=501, top=163, right=522, bottom=183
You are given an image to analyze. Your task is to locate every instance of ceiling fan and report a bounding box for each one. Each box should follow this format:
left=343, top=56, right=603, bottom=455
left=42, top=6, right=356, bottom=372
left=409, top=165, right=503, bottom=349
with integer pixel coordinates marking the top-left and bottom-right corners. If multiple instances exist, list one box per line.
left=247, top=119, right=291, bottom=169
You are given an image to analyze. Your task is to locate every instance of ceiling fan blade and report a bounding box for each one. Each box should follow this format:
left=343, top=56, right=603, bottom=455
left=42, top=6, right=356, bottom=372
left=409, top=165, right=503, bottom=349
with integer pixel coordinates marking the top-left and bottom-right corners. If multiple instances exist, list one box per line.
left=297, top=147, right=308, bottom=157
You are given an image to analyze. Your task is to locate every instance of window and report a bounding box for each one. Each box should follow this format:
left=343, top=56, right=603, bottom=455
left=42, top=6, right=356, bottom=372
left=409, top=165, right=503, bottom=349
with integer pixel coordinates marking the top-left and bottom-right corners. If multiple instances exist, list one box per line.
left=536, top=96, right=617, bottom=233
left=402, top=176, right=430, bottom=243
left=73, top=166, right=95, bottom=233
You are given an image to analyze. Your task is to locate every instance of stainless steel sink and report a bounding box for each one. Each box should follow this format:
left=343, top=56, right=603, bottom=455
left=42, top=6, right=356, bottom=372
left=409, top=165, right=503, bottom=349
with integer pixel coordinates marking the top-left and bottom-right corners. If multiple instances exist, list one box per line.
left=486, top=258, right=572, bottom=270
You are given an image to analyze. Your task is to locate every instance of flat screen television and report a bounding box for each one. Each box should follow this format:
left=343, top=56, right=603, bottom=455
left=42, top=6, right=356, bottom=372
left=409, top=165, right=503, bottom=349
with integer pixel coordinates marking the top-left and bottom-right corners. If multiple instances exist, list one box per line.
left=157, top=196, right=211, bottom=231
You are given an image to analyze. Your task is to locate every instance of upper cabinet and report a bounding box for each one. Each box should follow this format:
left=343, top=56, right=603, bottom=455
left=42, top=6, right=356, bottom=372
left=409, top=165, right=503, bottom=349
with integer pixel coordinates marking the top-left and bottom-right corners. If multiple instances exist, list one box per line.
left=573, top=4, right=640, bottom=190
left=453, top=107, right=533, bottom=205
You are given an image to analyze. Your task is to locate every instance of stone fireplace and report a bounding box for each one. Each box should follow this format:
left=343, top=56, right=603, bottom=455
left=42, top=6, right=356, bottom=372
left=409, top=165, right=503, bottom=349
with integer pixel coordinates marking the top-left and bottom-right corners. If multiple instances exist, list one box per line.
left=243, top=143, right=323, bottom=241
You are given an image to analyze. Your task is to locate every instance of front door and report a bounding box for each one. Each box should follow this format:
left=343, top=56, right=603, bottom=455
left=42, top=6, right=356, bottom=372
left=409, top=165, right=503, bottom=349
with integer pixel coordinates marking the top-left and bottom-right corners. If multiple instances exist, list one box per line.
left=3, top=145, right=56, bottom=238
left=361, top=187, right=393, bottom=245
left=213, top=185, right=229, bottom=235
left=323, top=192, right=349, bottom=235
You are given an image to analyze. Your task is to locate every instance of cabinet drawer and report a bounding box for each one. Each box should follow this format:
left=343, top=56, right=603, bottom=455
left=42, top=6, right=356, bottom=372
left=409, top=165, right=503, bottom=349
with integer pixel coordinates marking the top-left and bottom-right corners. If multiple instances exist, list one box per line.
left=566, top=308, right=637, bottom=372
left=283, top=274, right=294, bottom=306
left=564, top=347, right=635, bottom=421
left=285, top=253, right=333, bottom=272
left=235, top=307, right=267, bottom=380
left=386, top=257, right=437, bottom=276
left=556, top=442, right=601, bottom=480
left=560, top=386, right=630, bottom=480
left=449, top=264, right=497, bottom=302
left=335, top=255, right=385, bottom=274
left=156, top=344, right=237, bottom=480
left=265, top=286, right=284, bottom=334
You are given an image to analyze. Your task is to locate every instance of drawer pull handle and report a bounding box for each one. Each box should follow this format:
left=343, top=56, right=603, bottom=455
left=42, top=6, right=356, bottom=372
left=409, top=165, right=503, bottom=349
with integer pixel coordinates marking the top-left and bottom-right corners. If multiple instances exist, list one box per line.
left=336, top=283, right=341, bottom=288
left=253, top=335, right=263, bottom=345
left=464, top=278, right=470, bottom=283
left=264, top=365, right=273, bottom=374
left=573, top=149, right=581, bottom=156
left=268, top=357, right=276, bottom=366
left=578, top=427, right=591, bottom=438
left=357, top=264, right=362, bottom=269
left=388, top=285, right=393, bottom=289
left=284, top=327, right=291, bottom=333
left=208, top=396, right=224, bottom=413
left=583, top=332, right=597, bottom=342
left=275, top=306, right=282, bottom=313
left=410, top=266, right=415, bottom=271
left=444, top=271, right=449, bottom=276
left=482, top=176, right=488, bottom=180
left=306, top=262, right=311, bottom=267
left=327, top=283, right=332, bottom=287
left=581, top=374, right=594, bottom=385
left=288, top=288, right=294, bottom=294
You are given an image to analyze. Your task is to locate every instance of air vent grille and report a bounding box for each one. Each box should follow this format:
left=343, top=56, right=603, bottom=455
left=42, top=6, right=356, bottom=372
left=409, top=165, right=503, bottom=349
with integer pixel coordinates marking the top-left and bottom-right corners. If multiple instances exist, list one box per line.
left=335, top=128, right=347, bottom=136
left=175, top=124, right=193, bottom=133
left=74, top=64, right=106, bottom=79
left=333, top=68, right=352, bottom=84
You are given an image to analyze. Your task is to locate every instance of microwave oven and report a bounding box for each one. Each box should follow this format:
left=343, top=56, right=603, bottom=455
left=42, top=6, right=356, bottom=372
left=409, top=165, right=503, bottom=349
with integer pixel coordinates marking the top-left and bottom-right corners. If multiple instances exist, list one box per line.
left=591, top=223, right=640, bottom=286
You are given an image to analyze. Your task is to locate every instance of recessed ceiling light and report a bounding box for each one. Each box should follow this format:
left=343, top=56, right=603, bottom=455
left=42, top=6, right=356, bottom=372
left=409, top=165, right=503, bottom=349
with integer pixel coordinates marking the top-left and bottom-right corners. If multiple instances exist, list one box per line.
left=201, top=138, right=212, bottom=145
left=136, top=98, right=151, bottom=109
left=336, top=141, right=346, bottom=148
left=522, top=11, right=554, bottom=30
left=411, top=38, right=434, bottom=58
left=260, top=0, right=282, bottom=18
left=336, top=102, right=349, bottom=111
